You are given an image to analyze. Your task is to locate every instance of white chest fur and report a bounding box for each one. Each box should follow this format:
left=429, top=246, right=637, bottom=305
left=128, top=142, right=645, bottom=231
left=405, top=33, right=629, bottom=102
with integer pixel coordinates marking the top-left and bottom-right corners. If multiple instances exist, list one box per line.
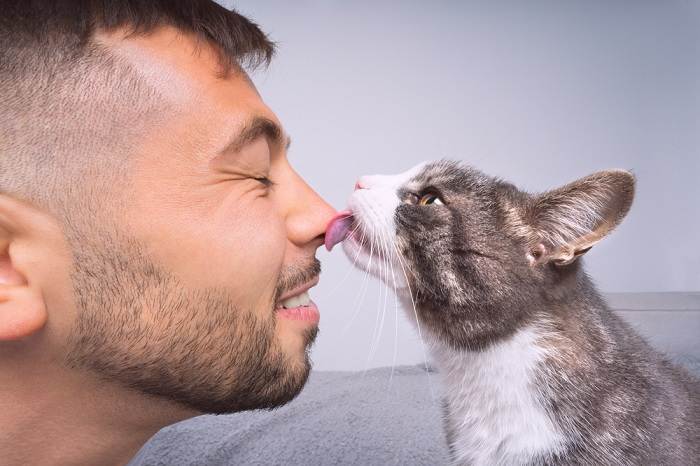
left=430, top=327, right=566, bottom=466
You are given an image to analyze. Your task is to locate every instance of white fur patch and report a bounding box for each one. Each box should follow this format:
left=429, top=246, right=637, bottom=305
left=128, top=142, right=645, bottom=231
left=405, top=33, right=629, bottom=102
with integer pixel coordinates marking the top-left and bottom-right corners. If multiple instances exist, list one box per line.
left=342, top=162, right=427, bottom=289
left=430, top=327, right=566, bottom=466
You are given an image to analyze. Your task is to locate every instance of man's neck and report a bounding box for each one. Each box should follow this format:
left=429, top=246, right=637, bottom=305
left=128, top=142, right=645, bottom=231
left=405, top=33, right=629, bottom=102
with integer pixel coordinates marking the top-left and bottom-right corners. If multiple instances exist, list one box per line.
left=0, top=357, right=194, bottom=466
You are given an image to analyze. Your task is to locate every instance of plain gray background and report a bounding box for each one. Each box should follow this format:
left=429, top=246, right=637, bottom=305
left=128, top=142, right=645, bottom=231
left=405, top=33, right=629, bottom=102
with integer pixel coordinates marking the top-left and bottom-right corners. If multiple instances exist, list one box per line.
left=224, top=1, right=699, bottom=371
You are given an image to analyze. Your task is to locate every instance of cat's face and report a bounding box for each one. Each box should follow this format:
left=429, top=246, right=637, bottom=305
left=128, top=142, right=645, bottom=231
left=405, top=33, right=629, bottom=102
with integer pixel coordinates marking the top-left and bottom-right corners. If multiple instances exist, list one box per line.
left=330, top=161, right=634, bottom=350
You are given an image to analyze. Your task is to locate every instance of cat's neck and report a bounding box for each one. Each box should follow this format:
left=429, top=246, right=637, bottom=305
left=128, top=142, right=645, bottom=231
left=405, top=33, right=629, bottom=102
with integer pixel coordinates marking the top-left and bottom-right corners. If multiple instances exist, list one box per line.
left=428, top=323, right=568, bottom=466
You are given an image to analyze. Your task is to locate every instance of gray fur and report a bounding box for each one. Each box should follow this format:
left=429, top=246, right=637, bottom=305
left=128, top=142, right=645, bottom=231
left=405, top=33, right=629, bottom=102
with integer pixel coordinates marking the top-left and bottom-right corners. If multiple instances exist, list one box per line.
left=358, top=161, right=699, bottom=465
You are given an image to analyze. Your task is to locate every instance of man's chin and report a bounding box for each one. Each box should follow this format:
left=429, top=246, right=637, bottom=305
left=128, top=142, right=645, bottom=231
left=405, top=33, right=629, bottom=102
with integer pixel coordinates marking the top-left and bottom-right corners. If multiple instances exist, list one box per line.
left=130, top=321, right=319, bottom=417
left=276, top=309, right=320, bottom=351
left=275, top=324, right=318, bottom=374
left=299, top=325, right=319, bottom=355
left=180, top=355, right=313, bottom=415
left=205, top=327, right=317, bottom=415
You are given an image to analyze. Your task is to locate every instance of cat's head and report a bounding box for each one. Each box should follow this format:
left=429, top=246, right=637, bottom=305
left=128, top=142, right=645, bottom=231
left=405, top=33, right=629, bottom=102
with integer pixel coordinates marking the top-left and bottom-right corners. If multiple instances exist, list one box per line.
left=326, top=161, right=635, bottom=350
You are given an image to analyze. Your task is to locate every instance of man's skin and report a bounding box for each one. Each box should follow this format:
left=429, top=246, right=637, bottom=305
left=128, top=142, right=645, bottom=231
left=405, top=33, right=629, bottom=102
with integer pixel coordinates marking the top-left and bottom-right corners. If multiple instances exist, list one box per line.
left=0, top=26, right=335, bottom=466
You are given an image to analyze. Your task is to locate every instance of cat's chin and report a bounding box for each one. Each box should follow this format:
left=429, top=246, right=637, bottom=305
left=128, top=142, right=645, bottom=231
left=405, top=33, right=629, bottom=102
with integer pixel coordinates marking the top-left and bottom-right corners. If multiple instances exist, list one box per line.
left=341, top=237, right=409, bottom=291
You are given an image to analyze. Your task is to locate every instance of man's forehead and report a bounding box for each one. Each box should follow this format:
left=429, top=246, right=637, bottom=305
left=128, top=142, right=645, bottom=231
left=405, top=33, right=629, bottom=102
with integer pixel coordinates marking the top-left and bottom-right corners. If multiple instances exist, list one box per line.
left=96, top=25, right=266, bottom=114
left=95, top=25, right=286, bottom=152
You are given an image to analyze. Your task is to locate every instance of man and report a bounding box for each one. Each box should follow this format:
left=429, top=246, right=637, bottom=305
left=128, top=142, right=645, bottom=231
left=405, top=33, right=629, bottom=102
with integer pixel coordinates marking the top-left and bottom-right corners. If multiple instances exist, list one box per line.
left=0, top=1, right=335, bottom=464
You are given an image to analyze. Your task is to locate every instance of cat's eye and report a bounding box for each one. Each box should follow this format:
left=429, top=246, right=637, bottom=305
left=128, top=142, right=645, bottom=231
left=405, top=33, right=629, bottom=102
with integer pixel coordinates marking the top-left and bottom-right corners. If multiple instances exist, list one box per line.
left=419, top=193, right=444, bottom=205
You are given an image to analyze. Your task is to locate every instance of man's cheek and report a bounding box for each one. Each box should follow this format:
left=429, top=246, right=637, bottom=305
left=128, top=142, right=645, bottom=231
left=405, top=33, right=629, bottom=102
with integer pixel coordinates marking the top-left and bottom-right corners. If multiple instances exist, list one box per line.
left=213, top=209, right=286, bottom=304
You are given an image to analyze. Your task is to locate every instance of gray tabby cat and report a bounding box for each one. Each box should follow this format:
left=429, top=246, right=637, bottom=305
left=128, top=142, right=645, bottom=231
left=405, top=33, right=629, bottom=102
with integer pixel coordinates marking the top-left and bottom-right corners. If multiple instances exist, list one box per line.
left=325, top=161, right=699, bottom=466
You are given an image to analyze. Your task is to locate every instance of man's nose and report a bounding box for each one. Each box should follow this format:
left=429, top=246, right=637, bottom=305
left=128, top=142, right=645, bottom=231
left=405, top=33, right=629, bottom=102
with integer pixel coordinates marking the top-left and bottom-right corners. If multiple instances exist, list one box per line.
left=286, top=173, right=336, bottom=250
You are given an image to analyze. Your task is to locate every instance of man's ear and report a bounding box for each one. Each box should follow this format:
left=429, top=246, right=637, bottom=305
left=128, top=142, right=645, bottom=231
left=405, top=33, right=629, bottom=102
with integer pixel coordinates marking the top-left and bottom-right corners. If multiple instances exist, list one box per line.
left=527, top=169, right=635, bottom=266
left=0, top=197, right=48, bottom=340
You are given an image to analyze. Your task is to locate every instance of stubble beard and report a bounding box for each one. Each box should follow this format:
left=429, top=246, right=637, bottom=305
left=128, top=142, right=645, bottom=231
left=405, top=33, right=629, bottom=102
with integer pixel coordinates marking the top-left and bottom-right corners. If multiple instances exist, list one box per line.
left=64, top=227, right=320, bottom=414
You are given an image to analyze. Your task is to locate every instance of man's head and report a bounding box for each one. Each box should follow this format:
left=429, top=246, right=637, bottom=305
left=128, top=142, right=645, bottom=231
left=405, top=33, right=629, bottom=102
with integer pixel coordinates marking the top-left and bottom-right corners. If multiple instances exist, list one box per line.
left=0, top=0, right=334, bottom=415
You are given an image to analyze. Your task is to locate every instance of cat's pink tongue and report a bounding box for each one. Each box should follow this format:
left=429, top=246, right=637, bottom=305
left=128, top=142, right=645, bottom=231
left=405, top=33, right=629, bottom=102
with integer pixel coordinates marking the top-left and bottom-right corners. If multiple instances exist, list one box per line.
left=325, top=210, right=354, bottom=251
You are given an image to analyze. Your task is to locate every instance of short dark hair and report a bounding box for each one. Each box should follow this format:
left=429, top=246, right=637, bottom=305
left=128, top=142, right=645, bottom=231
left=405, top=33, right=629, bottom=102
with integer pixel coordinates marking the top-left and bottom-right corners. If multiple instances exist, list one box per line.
left=1, top=0, right=274, bottom=73
left=0, top=0, right=275, bottom=214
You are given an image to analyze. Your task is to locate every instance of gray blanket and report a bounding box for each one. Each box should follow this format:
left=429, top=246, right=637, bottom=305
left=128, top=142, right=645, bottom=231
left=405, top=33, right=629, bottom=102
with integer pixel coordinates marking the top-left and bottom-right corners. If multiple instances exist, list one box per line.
left=130, top=356, right=700, bottom=466
left=129, top=365, right=449, bottom=466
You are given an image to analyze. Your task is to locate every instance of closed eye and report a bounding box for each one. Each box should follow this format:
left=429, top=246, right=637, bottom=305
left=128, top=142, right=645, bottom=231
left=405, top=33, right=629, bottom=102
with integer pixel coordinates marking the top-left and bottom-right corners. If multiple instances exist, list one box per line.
left=255, top=176, right=275, bottom=187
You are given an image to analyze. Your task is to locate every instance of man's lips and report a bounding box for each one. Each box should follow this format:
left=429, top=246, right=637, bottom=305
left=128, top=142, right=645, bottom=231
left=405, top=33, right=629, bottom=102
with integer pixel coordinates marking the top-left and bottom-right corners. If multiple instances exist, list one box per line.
left=275, top=276, right=321, bottom=324
left=275, top=276, right=320, bottom=306
left=277, top=303, right=320, bottom=324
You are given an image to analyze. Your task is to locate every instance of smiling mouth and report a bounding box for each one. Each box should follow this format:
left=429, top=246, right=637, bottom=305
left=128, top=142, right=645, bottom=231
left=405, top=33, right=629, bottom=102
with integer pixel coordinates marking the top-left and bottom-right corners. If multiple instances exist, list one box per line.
left=274, top=277, right=321, bottom=323
left=278, top=291, right=312, bottom=309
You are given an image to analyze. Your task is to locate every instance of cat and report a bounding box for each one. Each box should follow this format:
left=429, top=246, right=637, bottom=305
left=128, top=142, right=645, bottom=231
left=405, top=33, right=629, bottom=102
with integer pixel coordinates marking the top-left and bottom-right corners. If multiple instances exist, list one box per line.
left=325, top=161, right=699, bottom=466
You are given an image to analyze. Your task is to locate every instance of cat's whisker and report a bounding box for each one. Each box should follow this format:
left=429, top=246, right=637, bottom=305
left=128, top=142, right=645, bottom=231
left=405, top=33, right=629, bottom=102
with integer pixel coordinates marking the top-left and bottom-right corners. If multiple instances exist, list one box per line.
left=375, top=229, right=392, bottom=351
left=366, top=229, right=388, bottom=368
left=319, top=225, right=367, bottom=301
left=391, top=240, right=436, bottom=398
left=341, top=231, right=375, bottom=335
left=370, top=224, right=393, bottom=371
left=349, top=229, right=368, bottom=267
left=340, top=232, right=372, bottom=331
left=376, top=224, right=401, bottom=386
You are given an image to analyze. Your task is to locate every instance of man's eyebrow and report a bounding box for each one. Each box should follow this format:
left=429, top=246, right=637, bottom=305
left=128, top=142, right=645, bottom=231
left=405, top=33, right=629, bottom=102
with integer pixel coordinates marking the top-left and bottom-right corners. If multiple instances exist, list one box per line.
left=220, top=116, right=290, bottom=155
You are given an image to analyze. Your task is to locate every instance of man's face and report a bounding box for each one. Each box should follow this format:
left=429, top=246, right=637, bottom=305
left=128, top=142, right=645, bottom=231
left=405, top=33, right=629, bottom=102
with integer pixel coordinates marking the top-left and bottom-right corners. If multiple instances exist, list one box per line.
left=62, top=28, right=335, bottom=413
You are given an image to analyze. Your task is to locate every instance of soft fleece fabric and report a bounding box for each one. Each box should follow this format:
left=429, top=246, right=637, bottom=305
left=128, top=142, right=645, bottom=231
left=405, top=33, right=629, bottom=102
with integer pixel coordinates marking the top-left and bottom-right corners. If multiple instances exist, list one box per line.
left=129, top=365, right=449, bottom=466
left=130, top=357, right=699, bottom=466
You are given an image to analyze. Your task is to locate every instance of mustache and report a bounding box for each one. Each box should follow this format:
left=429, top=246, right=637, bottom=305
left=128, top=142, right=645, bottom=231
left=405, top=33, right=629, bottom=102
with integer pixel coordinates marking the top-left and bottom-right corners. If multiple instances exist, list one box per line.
left=274, top=257, right=321, bottom=304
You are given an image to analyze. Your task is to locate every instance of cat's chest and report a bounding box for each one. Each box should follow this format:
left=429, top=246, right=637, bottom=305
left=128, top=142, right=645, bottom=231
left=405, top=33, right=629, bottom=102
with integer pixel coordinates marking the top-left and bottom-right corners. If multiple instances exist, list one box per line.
left=431, top=327, right=567, bottom=466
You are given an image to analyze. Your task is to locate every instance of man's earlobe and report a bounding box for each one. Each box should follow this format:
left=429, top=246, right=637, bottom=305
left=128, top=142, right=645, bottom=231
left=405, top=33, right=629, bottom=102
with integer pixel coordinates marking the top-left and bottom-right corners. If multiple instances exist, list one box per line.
left=0, top=244, right=48, bottom=340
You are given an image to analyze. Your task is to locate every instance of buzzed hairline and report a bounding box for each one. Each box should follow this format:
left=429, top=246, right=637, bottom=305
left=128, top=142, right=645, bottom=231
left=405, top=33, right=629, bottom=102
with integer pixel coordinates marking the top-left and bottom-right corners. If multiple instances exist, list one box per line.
left=0, top=0, right=275, bottom=216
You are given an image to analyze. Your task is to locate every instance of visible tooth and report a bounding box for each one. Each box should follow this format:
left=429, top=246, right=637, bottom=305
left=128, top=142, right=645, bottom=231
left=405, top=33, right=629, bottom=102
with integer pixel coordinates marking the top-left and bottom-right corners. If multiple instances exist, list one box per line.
left=282, top=296, right=300, bottom=309
left=281, top=292, right=311, bottom=309
left=298, top=292, right=310, bottom=306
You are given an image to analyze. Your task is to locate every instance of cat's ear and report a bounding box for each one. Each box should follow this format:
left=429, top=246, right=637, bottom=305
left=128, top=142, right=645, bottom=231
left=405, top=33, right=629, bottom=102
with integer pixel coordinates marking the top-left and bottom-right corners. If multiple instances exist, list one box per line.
left=527, top=170, right=635, bottom=266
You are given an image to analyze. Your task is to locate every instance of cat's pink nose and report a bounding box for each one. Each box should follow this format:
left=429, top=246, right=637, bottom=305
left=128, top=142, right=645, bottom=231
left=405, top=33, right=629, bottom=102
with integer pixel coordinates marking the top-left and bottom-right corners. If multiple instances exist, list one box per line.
left=354, top=180, right=366, bottom=190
